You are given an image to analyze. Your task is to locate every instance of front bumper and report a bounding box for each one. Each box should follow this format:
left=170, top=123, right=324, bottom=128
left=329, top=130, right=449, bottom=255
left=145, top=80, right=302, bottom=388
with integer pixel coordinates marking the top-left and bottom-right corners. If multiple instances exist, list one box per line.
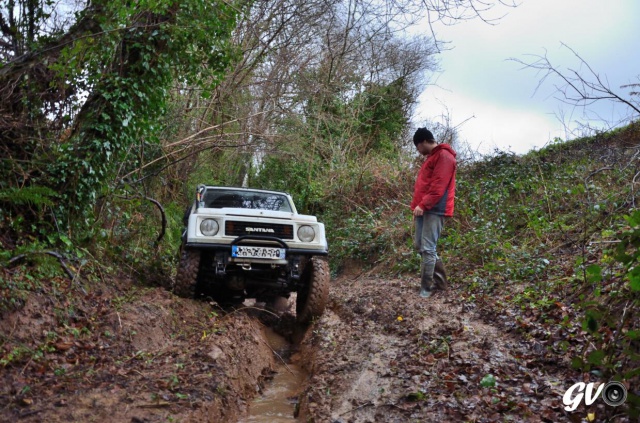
left=185, top=242, right=328, bottom=256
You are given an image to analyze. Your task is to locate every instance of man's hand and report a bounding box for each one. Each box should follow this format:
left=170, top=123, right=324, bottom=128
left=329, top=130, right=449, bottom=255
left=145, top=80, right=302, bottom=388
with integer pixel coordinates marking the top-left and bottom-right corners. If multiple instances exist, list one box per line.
left=413, top=205, right=424, bottom=217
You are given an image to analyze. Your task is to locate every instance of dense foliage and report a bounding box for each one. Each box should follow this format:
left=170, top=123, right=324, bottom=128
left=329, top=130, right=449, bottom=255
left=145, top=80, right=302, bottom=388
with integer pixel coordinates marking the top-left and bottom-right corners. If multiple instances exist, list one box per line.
left=0, top=0, right=240, bottom=238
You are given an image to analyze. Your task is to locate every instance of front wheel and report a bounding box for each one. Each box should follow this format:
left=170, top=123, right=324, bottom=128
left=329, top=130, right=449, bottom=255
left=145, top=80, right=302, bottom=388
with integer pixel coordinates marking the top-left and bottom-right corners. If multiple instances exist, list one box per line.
left=296, top=257, right=330, bottom=324
left=173, top=248, right=201, bottom=298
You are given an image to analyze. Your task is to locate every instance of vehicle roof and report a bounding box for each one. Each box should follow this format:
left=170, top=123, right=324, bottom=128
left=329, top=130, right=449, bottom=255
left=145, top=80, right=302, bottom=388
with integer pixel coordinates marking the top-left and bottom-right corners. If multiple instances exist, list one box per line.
left=203, top=185, right=291, bottom=197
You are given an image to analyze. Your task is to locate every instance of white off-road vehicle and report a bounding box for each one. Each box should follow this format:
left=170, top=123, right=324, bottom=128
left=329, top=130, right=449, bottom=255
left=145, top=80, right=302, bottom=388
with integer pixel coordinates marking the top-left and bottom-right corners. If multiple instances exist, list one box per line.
left=174, top=185, right=330, bottom=323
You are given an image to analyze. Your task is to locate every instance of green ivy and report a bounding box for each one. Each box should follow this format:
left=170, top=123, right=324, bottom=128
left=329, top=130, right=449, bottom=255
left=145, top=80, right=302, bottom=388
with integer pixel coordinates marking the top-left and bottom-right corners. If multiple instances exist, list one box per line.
left=4, top=0, right=242, bottom=236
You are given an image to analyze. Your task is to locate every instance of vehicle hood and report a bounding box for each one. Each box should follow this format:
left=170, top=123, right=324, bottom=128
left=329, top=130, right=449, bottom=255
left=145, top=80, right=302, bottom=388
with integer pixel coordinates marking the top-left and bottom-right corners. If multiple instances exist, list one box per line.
left=197, top=207, right=318, bottom=222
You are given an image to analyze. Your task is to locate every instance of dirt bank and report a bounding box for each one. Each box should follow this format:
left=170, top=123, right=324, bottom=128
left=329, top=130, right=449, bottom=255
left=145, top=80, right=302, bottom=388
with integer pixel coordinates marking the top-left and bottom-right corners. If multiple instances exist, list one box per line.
left=0, top=274, right=275, bottom=422
left=0, top=269, right=629, bottom=422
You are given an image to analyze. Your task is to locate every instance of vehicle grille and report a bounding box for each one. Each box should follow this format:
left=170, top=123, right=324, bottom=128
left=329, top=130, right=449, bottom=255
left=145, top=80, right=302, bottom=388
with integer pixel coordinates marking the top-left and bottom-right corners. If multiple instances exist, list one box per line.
left=225, top=221, right=294, bottom=240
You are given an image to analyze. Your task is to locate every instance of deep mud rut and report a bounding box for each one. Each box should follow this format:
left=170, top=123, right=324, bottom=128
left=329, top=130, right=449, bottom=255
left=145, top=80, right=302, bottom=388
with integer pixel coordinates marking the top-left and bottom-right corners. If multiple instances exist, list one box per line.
left=0, top=271, right=608, bottom=422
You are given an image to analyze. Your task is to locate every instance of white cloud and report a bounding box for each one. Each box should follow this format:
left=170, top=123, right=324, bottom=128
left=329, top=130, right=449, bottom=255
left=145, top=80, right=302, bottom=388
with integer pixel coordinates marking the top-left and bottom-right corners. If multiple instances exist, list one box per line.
left=417, top=89, right=560, bottom=155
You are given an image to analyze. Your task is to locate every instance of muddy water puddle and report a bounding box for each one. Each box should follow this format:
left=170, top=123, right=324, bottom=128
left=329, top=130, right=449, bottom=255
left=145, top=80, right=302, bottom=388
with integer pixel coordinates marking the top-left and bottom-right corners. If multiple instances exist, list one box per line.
left=239, top=326, right=307, bottom=422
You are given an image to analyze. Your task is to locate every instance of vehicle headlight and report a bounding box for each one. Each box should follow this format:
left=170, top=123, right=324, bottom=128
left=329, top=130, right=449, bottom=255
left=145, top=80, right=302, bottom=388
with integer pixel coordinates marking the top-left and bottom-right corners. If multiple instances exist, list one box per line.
left=200, top=219, right=219, bottom=236
left=297, top=225, right=315, bottom=242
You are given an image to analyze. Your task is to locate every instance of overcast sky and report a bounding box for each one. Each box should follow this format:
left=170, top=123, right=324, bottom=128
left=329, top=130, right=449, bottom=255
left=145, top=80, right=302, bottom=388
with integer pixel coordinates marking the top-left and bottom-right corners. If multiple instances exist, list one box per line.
left=414, top=0, right=640, bottom=155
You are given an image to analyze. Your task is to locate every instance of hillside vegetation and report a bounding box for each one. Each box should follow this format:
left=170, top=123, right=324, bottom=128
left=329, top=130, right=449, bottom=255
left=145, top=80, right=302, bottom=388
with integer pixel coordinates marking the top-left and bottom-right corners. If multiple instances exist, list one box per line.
left=2, top=122, right=639, bottom=420
left=316, top=123, right=640, bottom=420
left=448, top=124, right=640, bottom=418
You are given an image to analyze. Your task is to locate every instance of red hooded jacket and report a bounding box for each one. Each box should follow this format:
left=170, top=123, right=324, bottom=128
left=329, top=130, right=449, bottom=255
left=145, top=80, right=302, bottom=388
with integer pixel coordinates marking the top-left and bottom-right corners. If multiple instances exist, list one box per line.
left=410, top=143, right=457, bottom=217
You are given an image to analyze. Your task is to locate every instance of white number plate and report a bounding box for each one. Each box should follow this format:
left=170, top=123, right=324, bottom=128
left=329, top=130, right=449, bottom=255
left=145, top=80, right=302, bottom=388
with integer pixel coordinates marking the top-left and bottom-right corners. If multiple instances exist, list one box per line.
left=232, top=246, right=285, bottom=259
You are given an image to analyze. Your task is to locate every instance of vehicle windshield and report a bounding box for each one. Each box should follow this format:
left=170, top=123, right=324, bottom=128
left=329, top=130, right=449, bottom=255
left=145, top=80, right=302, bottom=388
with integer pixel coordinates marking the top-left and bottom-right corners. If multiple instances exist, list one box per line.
left=203, top=189, right=293, bottom=212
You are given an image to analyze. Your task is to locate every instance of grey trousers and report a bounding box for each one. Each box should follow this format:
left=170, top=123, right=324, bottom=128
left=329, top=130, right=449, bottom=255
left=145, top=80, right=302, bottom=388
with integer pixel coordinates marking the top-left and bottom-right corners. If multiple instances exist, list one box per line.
left=414, top=213, right=445, bottom=285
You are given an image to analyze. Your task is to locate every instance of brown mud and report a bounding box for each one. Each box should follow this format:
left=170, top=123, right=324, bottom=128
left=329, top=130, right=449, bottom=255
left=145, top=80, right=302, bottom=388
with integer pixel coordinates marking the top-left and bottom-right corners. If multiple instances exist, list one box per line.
left=0, top=269, right=624, bottom=422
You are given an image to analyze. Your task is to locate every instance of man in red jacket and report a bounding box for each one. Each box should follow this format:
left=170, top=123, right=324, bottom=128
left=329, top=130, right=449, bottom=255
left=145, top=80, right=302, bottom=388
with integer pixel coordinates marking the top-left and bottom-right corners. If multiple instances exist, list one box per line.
left=411, top=128, right=456, bottom=298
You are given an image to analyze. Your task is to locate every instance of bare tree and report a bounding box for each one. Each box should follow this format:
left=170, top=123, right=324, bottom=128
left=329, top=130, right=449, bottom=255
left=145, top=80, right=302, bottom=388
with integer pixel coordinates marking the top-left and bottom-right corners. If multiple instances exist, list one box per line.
left=154, top=0, right=439, bottom=171
left=417, top=109, right=481, bottom=163
left=121, top=0, right=520, bottom=187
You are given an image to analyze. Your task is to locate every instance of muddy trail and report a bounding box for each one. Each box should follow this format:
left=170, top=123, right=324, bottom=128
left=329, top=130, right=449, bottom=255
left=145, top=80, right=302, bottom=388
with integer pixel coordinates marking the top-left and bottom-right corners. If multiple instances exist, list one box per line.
left=0, top=269, right=619, bottom=422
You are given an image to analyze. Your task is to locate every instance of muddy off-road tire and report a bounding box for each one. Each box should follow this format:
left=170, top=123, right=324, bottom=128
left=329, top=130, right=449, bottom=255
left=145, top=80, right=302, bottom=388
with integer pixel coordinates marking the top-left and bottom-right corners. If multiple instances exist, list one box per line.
left=173, top=248, right=201, bottom=298
left=434, top=259, right=447, bottom=290
left=296, top=257, right=330, bottom=324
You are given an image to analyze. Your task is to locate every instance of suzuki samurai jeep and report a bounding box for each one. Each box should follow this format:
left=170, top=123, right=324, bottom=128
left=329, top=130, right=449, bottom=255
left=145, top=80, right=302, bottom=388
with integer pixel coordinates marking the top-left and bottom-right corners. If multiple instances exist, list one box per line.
left=174, top=185, right=330, bottom=323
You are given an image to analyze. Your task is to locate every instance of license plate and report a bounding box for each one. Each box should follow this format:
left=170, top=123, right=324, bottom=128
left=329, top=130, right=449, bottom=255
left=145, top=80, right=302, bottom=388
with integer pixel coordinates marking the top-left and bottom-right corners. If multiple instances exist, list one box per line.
left=232, top=246, right=285, bottom=259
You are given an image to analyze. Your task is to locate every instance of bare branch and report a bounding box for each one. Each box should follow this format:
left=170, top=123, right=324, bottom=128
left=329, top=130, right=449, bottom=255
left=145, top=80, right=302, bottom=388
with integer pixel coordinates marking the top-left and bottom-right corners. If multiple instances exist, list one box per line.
left=511, top=44, right=640, bottom=131
left=114, top=195, right=167, bottom=246
left=6, top=250, right=75, bottom=280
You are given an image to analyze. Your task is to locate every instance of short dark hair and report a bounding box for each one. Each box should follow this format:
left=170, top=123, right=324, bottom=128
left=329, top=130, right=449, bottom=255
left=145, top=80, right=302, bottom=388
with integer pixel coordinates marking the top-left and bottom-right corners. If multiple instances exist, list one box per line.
left=413, top=128, right=435, bottom=146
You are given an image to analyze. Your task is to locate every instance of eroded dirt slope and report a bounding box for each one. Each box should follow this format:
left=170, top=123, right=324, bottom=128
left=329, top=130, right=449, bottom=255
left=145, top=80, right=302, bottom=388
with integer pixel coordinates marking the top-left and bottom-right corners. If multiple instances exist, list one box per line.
left=0, top=275, right=275, bottom=423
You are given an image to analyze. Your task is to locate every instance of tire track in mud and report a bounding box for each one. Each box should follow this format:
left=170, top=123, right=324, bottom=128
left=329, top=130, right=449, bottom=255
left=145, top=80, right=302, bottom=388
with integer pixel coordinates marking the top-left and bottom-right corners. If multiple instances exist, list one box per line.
left=295, top=275, right=577, bottom=422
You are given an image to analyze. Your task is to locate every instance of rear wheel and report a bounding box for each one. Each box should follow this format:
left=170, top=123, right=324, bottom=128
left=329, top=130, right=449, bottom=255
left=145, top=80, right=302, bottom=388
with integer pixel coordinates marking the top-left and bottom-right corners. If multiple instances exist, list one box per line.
left=174, top=248, right=201, bottom=298
left=296, top=257, right=330, bottom=324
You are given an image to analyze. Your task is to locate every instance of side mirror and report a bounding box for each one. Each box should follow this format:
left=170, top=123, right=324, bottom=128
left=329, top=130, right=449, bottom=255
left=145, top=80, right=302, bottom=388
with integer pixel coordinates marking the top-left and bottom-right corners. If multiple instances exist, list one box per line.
left=196, top=185, right=206, bottom=209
